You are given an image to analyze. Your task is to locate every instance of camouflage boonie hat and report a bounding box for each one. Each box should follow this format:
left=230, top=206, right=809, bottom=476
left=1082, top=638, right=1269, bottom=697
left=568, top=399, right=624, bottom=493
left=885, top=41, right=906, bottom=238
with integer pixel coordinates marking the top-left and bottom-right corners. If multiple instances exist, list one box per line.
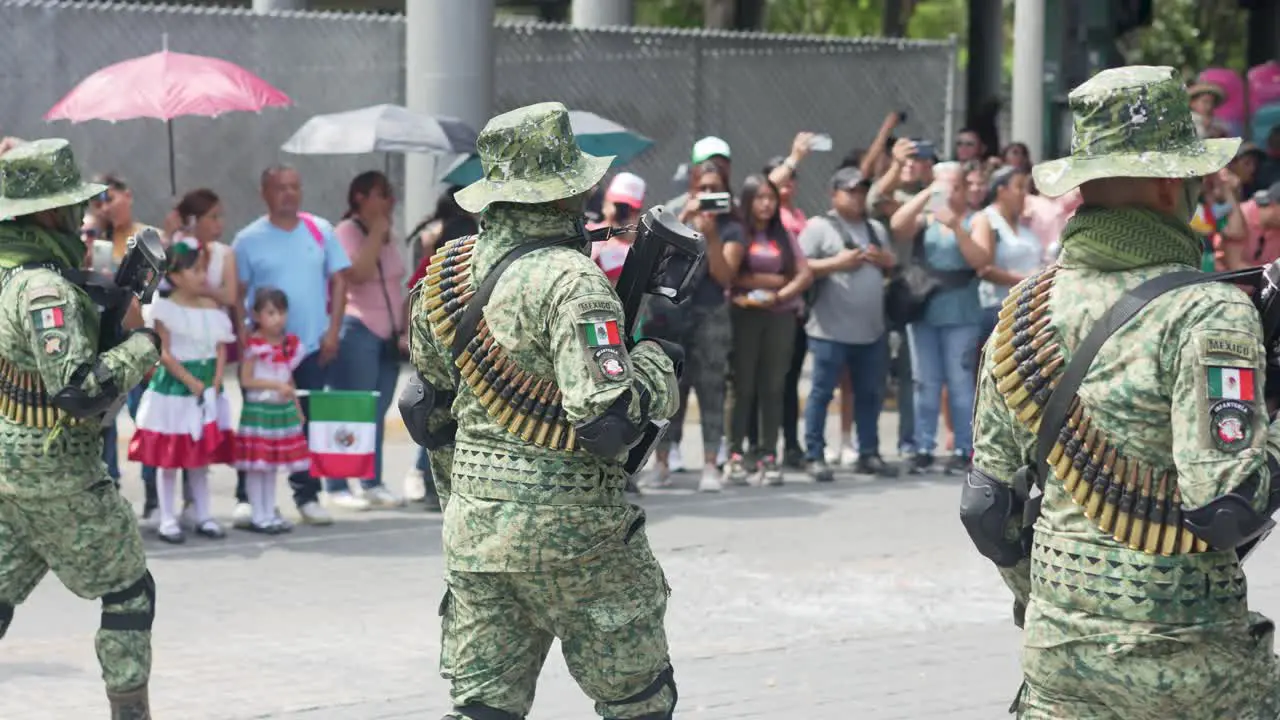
left=1033, top=66, right=1241, bottom=198
left=0, top=138, right=106, bottom=221
left=454, top=102, right=615, bottom=214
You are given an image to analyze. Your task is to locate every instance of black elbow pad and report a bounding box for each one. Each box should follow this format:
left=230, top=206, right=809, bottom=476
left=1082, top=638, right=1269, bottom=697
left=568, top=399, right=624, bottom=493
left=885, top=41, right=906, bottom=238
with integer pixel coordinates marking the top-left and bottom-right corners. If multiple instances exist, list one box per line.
left=49, top=361, right=120, bottom=419
left=575, top=388, right=648, bottom=459
left=960, top=467, right=1028, bottom=568
left=1182, top=467, right=1278, bottom=553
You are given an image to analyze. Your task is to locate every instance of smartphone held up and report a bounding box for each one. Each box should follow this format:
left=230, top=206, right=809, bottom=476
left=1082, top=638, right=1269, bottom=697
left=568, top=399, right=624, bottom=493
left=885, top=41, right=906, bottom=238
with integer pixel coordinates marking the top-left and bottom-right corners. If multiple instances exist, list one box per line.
left=697, top=192, right=732, bottom=215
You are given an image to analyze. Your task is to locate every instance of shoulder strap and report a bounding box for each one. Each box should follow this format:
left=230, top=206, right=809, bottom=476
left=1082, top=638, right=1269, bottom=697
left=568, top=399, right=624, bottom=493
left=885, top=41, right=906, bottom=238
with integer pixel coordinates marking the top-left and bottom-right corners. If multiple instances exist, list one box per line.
left=448, top=236, right=571, bottom=362
left=863, top=218, right=884, bottom=248
left=1032, top=266, right=1263, bottom=484
left=299, top=213, right=324, bottom=248
left=819, top=213, right=858, bottom=251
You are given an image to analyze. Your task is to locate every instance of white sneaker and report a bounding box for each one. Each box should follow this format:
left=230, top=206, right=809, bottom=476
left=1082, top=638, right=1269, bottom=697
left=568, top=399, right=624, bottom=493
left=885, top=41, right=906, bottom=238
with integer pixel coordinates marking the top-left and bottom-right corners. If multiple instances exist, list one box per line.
left=363, top=485, right=404, bottom=508
left=232, top=502, right=253, bottom=529
left=825, top=445, right=841, bottom=464
left=327, top=491, right=370, bottom=511
left=640, top=465, right=672, bottom=489
left=667, top=445, right=686, bottom=473
left=298, top=501, right=334, bottom=525
left=403, top=469, right=427, bottom=502
left=840, top=445, right=858, bottom=467
left=138, top=507, right=160, bottom=531
left=723, top=454, right=750, bottom=486
left=698, top=466, right=722, bottom=493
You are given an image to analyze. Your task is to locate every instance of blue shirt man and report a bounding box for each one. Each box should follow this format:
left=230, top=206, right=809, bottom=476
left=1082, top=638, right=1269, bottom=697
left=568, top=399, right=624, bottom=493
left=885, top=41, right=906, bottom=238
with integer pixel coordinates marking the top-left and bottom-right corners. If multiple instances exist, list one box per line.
left=231, top=165, right=350, bottom=527
left=234, top=213, right=350, bottom=355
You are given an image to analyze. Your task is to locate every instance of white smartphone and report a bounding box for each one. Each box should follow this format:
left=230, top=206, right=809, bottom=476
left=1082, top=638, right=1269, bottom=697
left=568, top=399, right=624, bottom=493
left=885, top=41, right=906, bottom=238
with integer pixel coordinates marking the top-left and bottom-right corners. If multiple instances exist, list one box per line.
left=809, top=133, right=833, bottom=152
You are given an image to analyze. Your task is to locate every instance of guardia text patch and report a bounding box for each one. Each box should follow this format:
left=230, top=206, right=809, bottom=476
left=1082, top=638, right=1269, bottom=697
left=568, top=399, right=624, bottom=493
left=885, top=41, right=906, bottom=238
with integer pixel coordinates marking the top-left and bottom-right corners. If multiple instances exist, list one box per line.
left=589, top=347, right=629, bottom=382
left=41, top=330, right=68, bottom=358
left=1209, top=399, right=1253, bottom=453
left=30, top=306, right=65, bottom=330
left=1206, top=366, right=1255, bottom=401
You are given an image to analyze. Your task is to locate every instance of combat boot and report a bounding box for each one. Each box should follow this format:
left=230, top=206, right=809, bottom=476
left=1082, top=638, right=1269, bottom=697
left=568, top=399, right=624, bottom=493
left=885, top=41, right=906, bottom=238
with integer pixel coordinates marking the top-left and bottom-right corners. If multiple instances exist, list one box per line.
left=108, top=685, right=151, bottom=720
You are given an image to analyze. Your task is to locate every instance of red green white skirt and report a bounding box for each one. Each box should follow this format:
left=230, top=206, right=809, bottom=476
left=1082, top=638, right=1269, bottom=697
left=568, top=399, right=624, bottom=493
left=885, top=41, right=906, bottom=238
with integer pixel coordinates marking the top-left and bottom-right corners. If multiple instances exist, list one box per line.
left=128, top=359, right=234, bottom=469
left=234, top=398, right=310, bottom=474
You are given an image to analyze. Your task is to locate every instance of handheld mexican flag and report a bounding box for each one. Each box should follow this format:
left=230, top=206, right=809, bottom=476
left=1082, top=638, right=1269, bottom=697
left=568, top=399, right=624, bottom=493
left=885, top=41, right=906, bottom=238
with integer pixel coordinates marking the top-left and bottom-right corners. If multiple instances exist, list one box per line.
left=307, top=390, right=378, bottom=479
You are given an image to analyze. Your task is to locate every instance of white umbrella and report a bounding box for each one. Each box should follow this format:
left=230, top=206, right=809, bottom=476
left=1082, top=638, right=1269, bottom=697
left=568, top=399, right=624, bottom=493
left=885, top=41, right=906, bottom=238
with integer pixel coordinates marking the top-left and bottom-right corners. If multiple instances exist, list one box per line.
left=281, top=104, right=477, bottom=156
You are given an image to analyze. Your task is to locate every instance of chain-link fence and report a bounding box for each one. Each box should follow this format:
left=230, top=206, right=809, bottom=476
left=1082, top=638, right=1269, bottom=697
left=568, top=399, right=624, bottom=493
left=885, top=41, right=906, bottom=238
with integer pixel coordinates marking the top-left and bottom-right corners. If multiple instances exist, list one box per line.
left=0, top=1, right=956, bottom=233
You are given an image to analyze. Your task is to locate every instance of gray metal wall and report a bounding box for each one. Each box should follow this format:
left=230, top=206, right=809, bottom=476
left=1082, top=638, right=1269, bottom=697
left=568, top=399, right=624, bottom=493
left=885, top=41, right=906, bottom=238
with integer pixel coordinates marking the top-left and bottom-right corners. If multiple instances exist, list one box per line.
left=0, top=1, right=956, bottom=233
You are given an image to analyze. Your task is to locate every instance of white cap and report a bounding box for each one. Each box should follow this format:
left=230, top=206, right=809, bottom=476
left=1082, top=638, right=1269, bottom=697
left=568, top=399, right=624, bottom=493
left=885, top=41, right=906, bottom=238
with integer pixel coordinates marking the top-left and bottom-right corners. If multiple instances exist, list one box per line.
left=604, top=172, right=646, bottom=209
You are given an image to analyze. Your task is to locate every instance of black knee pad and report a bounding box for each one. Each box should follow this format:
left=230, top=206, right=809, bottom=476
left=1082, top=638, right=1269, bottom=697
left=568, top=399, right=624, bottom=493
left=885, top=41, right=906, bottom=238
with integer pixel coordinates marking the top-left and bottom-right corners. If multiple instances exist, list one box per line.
left=0, top=603, right=12, bottom=640
left=603, top=665, right=677, bottom=720
left=448, top=704, right=523, bottom=720
left=100, top=571, right=155, bottom=632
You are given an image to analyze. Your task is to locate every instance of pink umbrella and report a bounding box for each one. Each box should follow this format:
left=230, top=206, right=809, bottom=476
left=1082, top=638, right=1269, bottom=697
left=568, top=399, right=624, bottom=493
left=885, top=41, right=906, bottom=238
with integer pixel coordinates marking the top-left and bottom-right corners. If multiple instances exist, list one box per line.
left=45, top=42, right=291, bottom=194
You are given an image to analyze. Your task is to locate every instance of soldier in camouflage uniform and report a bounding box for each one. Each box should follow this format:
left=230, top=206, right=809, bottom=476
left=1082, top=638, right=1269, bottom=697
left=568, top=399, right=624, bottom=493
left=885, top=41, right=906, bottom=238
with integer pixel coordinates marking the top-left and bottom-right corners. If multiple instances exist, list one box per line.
left=0, top=139, right=161, bottom=719
left=964, top=66, right=1280, bottom=719
left=408, top=103, right=681, bottom=719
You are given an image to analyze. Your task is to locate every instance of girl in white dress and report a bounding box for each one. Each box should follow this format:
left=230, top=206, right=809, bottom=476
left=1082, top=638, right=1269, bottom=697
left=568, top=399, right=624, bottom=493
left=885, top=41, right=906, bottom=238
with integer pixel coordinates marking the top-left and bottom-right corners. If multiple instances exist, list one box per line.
left=127, top=239, right=236, bottom=543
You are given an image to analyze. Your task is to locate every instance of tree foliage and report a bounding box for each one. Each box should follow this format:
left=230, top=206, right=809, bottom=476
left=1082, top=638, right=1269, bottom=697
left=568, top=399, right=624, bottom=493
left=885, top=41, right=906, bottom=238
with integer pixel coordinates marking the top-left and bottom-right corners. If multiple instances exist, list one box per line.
left=1118, top=0, right=1247, bottom=78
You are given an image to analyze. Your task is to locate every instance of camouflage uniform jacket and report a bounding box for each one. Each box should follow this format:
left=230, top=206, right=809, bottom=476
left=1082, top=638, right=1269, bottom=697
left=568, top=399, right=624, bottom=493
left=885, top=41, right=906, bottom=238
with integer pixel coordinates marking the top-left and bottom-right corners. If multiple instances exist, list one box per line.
left=0, top=266, right=159, bottom=499
left=410, top=204, right=679, bottom=572
left=974, top=257, right=1280, bottom=642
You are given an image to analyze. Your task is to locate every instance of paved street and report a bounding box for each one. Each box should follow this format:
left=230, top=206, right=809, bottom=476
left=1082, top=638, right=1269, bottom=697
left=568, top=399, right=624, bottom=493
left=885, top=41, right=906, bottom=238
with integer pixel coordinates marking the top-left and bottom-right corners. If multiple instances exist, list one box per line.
left=7, top=391, right=1280, bottom=719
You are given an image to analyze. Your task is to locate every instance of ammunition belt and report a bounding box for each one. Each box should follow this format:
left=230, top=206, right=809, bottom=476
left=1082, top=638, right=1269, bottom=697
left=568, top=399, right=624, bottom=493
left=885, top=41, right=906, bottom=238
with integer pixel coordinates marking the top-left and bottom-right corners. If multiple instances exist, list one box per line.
left=991, top=265, right=1207, bottom=556
left=424, top=235, right=580, bottom=452
left=0, top=357, right=82, bottom=429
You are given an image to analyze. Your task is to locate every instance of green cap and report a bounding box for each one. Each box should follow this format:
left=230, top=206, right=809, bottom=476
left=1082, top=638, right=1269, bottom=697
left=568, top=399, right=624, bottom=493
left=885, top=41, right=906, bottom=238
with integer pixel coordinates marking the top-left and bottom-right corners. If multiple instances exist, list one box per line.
left=1032, top=66, right=1240, bottom=198
left=691, top=136, right=731, bottom=165
left=0, top=138, right=107, bottom=221
left=454, top=102, right=615, bottom=214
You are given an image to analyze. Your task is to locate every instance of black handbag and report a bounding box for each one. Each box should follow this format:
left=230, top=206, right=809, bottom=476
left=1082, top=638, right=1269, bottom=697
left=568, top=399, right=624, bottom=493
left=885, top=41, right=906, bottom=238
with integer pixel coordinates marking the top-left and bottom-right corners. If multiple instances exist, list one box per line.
left=884, top=220, right=975, bottom=329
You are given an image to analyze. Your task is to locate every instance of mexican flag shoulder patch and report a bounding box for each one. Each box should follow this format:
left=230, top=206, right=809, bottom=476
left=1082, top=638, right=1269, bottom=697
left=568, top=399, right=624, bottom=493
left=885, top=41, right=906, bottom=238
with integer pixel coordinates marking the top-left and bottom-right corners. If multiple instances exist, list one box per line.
left=31, top=306, right=66, bottom=331
left=581, top=319, right=621, bottom=347
left=1207, top=366, right=1255, bottom=401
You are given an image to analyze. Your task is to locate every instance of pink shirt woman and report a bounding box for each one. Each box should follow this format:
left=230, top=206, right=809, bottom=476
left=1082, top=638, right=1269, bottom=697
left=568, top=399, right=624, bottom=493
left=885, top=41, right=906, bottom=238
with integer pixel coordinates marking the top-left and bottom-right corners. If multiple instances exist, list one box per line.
left=324, top=171, right=406, bottom=506
left=335, top=218, right=406, bottom=339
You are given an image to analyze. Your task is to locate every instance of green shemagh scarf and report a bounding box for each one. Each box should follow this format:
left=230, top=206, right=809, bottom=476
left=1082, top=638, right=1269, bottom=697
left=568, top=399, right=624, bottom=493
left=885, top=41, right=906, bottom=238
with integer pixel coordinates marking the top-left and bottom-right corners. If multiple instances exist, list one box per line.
left=0, top=214, right=86, bottom=271
left=474, top=202, right=584, bottom=280
left=1057, top=206, right=1203, bottom=272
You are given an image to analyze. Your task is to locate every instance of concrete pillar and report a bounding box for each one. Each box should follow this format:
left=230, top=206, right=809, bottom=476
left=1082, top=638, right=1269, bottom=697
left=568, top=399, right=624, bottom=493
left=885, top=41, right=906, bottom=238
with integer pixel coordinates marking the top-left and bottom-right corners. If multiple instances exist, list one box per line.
left=1011, top=0, right=1046, bottom=162
left=571, top=0, right=633, bottom=27
left=404, top=0, right=495, bottom=233
left=252, top=0, right=306, bottom=12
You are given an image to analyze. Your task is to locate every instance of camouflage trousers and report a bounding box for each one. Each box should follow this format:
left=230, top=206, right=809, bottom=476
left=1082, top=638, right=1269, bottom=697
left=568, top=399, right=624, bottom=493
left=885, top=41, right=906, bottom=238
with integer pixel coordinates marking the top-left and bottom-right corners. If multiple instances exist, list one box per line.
left=1015, top=611, right=1280, bottom=719
left=0, top=478, right=153, bottom=694
left=439, top=525, right=675, bottom=718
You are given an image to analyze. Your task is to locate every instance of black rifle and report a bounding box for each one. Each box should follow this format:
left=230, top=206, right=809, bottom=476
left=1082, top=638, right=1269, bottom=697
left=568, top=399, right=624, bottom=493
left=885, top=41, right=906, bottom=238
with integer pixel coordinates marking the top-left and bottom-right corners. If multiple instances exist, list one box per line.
left=89, top=228, right=166, bottom=351
left=604, top=206, right=705, bottom=474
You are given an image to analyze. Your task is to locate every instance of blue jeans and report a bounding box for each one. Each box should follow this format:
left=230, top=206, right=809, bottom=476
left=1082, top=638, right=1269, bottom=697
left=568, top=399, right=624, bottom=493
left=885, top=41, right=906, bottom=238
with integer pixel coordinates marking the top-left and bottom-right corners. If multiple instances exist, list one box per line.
left=322, top=316, right=399, bottom=492
left=804, top=336, right=888, bottom=461
left=234, top=349, right=330, bottom=507
left=101, top=423, right=120, bottom=481
left=906, top=322, right=982, bottom=455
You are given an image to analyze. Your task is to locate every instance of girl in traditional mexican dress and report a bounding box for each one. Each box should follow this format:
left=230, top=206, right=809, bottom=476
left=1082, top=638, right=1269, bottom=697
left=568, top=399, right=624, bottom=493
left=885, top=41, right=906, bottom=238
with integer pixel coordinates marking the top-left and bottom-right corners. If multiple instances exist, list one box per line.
left=128, top=239, right=236, bottom=543
left=234, top=288, right=309, bottom=534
